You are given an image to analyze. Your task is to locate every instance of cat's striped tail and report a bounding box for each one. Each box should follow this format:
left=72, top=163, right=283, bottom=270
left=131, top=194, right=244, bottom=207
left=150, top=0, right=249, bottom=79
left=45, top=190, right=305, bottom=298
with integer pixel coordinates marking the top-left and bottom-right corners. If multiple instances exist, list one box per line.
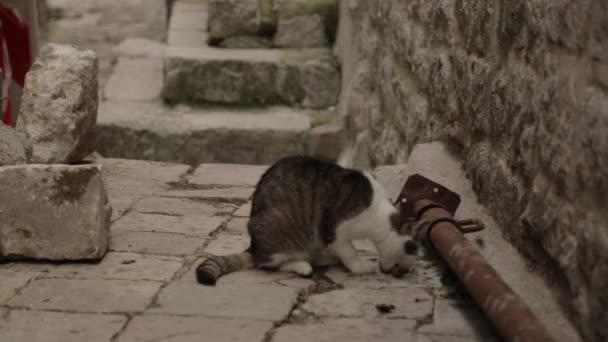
left=196, top=253, right=254, bottom=286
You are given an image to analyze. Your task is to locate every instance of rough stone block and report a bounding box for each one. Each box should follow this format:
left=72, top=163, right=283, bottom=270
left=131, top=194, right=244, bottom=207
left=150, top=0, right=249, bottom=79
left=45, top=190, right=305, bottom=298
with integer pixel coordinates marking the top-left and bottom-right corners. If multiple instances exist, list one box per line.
left=273, top=0, right=338, bottom=47
left=16, top=44, right=99, bottom=164
left=119, top=315, right=272, bottom=342
left=0, top=164, right=111, bottom=260
left=8, top=278, right=162, bottom=313
left=0, top=311, right=126, bottom=342
left=162, top=46, right=340, bottom=109
left=0, top=123, right=31, bottom=166
left=208, top=0, right=261, bottom=40
left=151, top=281, right=299, bottom=320
left=104, top=57, right=163, bottom=101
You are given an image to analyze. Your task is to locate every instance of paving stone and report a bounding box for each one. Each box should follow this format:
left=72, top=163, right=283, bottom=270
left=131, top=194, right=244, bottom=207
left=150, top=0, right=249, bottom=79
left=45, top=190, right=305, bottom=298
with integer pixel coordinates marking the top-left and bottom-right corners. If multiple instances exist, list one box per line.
left=112, top=212, right=224, bottom=237
left=204, top=234, right=250, bottom=256
left=417, top=334, right=500, bottom=342
left=272, top=319, right=418, bottom=342
left=97, top=101, right=311, bottom=165
left=277, top=277, right=318, bottom=292
left=342, top=272, right=421, bottom=289
left=225, top=217, right=249, bottom=234
left=190, top=164, right=268, bottom=187
left=101, top=158, right=190, bottom=198
left=109, top=197, right=139, bottom=222
left=9, top=278, right=162, bottom=313
left=110, top=231, right=208, bottom=256
left=151, top=281, right=299, bottom=320
left=132, top=197, right=233, bottom=217
left=48, top=252, right=183, bottom=282
left=119, top=315, right=272, bottom=342
left=163, top=45, right=340, bottom=109
left=104, top=57, right=163, bottom=101
left=234, top=202, right=252, bottom=217
left=302, top=287, right=432, bottom=320
left=274, top=14, right=327, bottom=47
left=219, top=270, right=294, bottom=285
left=0, top=123, right=31, bottom=166
left=161, top=186, right=254, bottom=201
left=0, top=268, right=40, bottom=305
left=0, top=310, right=126, bottom=342
left=113, top=38, right=167, bottom=58
left=0, top=164, right=112, bottom=260
left=417, top=300, right=495, bottom=337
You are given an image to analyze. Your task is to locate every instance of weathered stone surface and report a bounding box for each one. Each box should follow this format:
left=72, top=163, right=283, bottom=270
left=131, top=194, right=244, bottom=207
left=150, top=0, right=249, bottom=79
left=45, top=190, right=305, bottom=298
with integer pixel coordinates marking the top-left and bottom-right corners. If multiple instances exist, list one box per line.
left=337, top=0, right=607, bottom=340
left=189, top=163, right=267, bottom=187
left=161, top=187, right=254, bottom=202
left=302, top=287, right=432, bottom=320
left=0, top=123, right=31, bottom=166
left=96, top=101, right=311, bottom=165
left=0, top=310, right=126, bottom=342
left=112, top=38, right=166, bottom=58
left=0, top=164, right=111, bottom=260
left=110, top=230, right=207, bottom=256
left=310, top=123, right=343, bottom=161
left=112, top=212, right=224, bottom=237
left=273, top=0, right=338, bottom=47
left=49, top=252, right=183, bottom=281
left=418, top=300, right=494, bottom=337
left=163, top=46, right=340, bottom=108
left=274, top=14, right=327, bottom=47
left=272, top=319, right=418, bottom=342
left=152, top=281, right=299, bottom=320
left=119, top=315, right=272, bottom=342
left=0, top=268, right=40, bottom=305
left=9, top=278, right=161, bottom=313
left=225, top=217, right=249, bottom=234
left=104, top=57, right=163, bottom=101
left=16, top=43, right=98, bottom=164
left=208, top=0, right=260, bottom=40
left=204, top=234, right=250, bottom=256
left=234, top=202, right=252, bottom=217
left=132, top=196, right=234, bottom=217
left=219, top=35, right=273, bottom=49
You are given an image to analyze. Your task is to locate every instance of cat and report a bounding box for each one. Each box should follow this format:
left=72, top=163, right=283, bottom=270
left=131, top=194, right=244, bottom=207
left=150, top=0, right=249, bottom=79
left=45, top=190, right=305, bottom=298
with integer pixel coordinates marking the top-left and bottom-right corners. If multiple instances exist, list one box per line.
left=196, top=155, right=419, bottom=285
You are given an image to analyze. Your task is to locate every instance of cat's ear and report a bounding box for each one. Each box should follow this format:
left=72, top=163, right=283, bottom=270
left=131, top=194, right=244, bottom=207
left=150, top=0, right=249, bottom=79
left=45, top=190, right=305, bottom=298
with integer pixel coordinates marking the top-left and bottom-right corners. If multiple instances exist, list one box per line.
left=404, top=239, right=419, bottom=255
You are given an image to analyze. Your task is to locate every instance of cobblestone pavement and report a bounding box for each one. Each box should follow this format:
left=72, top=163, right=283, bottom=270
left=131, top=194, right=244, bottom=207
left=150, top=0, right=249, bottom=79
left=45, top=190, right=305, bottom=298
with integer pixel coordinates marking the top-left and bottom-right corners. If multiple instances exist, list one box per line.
left=0, top=158, right=501, bottom=342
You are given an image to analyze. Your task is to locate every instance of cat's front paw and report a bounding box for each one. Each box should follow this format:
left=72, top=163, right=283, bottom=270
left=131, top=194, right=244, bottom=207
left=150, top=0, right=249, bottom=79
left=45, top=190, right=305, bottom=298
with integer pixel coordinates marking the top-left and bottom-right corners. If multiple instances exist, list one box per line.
left=347, top=259, right=378, bottom=274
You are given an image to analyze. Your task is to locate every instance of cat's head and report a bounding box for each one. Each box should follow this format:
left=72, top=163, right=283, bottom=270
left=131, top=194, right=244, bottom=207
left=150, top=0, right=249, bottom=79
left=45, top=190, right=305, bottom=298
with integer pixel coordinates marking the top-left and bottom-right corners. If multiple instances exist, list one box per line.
left=377, top=234, right=420, bottom=278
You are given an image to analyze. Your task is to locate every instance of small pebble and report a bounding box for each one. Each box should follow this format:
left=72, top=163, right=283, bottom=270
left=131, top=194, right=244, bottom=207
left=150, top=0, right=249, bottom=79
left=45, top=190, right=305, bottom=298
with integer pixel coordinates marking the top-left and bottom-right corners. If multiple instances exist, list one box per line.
left=121, top=259, right=136, bottom=265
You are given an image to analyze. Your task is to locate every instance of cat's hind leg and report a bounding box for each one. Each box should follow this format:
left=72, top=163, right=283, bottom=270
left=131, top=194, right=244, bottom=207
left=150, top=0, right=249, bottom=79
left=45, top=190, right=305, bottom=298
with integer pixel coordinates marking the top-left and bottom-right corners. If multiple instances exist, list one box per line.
left=279, top=260, right=313, bottom=277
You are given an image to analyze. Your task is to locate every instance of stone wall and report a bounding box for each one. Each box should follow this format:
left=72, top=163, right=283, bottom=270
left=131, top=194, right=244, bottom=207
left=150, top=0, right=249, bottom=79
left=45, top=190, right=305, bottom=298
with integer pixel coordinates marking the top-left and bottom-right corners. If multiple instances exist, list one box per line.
left=336, top=1, right=607, bottom=341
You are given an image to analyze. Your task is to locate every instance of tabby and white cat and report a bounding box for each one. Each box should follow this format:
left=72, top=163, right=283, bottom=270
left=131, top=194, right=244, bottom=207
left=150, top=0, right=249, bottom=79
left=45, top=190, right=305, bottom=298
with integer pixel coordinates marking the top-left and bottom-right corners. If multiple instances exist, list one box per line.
left=196, top=155, right=418, bottom=285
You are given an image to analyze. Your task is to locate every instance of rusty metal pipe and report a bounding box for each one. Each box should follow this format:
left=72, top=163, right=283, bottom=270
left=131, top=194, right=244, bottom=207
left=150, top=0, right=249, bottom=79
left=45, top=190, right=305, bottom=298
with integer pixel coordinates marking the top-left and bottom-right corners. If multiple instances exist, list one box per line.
left=414, top=199, right=555, bottom=342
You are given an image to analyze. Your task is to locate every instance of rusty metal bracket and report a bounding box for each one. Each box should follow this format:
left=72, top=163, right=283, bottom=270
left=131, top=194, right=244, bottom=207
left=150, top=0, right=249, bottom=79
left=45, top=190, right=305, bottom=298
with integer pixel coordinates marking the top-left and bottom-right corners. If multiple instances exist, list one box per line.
left=398, top=174, right=554, bottom=342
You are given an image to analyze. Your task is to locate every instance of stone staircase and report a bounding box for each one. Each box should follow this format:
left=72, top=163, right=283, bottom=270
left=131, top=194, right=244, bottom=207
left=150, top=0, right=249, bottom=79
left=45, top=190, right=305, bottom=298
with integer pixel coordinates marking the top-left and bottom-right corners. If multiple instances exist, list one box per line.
left=96, top=0, right=342, bottom=165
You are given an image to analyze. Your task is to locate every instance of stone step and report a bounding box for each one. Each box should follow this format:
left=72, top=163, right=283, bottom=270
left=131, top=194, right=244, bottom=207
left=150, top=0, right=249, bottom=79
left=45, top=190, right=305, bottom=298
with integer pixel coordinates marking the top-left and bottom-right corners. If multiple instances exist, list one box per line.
left=96, top=100, right=342, bottom=165
left=162, top=45, right=340, bottom=109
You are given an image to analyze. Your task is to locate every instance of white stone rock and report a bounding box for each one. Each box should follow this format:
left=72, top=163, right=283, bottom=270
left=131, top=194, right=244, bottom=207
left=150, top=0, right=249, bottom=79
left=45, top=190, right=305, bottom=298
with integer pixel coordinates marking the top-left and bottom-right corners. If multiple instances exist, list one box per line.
left=0, top=164, right=111, bottom=260
left=0, top=123, right=32, bottom=166
left=17, top=44, right=99, bottom=164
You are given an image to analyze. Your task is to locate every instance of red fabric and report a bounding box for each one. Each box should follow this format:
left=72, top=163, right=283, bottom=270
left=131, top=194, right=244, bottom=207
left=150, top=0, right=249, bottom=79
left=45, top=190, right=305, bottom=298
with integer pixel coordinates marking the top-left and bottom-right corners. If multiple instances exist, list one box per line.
left=0, top=4, right=31, bottom=87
